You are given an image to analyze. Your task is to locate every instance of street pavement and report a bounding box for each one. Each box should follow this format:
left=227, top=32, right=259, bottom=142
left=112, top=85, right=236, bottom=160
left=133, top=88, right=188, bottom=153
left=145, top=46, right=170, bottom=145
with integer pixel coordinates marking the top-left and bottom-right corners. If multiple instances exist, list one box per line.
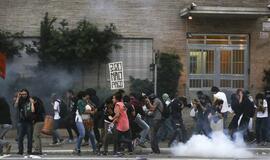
left=2, top=129, right=270, bottom=160
left=1, top=137, right=270, bottom=159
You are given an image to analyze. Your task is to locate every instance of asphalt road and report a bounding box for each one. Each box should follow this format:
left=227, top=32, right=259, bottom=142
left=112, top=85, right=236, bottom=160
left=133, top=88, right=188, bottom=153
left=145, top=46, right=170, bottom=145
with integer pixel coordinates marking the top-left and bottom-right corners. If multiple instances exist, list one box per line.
left=1, top=154, right=270, bottom=160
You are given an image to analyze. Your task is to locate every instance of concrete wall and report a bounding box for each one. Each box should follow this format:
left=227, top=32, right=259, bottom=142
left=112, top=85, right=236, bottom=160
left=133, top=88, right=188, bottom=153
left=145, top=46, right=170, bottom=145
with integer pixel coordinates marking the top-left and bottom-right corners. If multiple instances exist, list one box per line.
left=1, top=0, right=270, bottom=96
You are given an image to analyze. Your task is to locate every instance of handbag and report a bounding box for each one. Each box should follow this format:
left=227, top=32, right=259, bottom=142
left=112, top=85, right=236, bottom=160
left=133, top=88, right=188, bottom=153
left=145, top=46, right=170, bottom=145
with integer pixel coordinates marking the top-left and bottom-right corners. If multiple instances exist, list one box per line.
left=83, top=118, right=94, bottom=130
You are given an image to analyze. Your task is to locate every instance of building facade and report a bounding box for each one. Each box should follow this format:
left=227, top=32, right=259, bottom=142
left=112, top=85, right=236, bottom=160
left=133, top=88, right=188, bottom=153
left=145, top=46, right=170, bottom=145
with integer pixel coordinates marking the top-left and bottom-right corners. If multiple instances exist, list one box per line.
left=1, top=0, right=270, bottom=98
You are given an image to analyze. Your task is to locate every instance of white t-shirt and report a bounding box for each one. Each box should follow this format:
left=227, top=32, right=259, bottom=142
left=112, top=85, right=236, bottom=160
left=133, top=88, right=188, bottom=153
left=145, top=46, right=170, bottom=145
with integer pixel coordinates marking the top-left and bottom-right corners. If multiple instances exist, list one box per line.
left=53, top=100, right=61, bottom=120
left=75, top=110, right=82, bottom=122
left=256, top=99, right=268, bottom=118
left=214, top=91, right=229, bottom=113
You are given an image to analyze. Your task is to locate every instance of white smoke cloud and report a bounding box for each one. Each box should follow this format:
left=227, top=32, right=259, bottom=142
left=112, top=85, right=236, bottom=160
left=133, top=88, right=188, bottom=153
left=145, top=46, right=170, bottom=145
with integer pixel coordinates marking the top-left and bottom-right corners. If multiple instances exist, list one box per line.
left=171, top=131, right=253, bottom=158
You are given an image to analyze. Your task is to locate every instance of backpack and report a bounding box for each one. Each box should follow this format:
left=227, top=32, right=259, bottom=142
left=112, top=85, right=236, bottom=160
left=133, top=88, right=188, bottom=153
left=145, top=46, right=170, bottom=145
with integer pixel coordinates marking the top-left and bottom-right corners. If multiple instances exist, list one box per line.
left=56, top=100, right=68, bottom=119
left=161, top=104, right=170, bottom=119
left=157, top=100, right=170, bottom=119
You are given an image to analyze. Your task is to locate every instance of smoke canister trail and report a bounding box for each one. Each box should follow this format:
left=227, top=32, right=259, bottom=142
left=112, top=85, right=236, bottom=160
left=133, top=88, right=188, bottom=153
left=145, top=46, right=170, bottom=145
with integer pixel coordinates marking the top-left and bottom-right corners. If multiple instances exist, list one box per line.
left=171, top=131, right=253, bottom=158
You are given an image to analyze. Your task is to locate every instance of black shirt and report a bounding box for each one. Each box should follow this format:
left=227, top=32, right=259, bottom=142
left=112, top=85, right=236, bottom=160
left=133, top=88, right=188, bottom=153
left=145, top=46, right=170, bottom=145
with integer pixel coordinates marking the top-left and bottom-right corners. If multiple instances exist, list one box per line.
left=0, top=97, right=12, bottom=124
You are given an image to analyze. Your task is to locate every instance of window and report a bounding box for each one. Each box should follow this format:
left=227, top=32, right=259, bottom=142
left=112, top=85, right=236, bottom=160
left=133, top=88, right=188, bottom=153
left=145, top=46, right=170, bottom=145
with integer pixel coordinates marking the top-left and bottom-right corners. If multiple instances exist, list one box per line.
left=188, top=34, right=248, bottom=99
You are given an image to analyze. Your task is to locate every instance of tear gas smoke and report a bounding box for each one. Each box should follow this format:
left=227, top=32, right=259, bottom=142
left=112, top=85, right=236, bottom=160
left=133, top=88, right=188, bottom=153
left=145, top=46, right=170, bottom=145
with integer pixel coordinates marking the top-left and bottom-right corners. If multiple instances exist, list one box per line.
left=171, top=131, right=253, bottom=158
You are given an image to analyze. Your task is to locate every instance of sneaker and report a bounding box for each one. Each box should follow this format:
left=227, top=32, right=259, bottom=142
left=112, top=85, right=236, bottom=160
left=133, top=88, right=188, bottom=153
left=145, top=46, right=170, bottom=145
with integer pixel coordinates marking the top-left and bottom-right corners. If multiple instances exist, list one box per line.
left=138, top=143, right=147, bottom=148
left=72, top=149, right=81, bottom=156
left=5, top=143, right=11, bottom=154
left=50, top=142, right=58, bottom=146
left=101, top=151, right=108, bottom=156
left=67, top=139, right=74, bottom=143
left=113, top=152, right=123, bottom=157
left=16, top=152, right=23, bottom=155
left=32, top=152, right=42, bottom=155
left=81, top=142, right=89, bottom=146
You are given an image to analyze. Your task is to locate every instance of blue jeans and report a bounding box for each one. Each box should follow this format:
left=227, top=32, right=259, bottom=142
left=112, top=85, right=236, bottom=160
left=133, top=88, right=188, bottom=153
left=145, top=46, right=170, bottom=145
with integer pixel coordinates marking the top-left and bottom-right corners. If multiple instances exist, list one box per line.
left=157, top=117, right=174, bottom=142
left=76, top=122, right=85, bottom=151
left=0, top=124, right=12, bottom=152
left=0, top=124, right=12, bottom=139
left=76, top=122, right=96, bottom=152
left=134, top=116, right=150, bottom=144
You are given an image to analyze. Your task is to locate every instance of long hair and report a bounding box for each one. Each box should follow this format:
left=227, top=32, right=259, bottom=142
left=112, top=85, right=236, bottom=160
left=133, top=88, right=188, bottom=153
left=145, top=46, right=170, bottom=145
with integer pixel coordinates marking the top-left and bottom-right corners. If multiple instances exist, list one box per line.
left=18, top=88, right=30, bottom=107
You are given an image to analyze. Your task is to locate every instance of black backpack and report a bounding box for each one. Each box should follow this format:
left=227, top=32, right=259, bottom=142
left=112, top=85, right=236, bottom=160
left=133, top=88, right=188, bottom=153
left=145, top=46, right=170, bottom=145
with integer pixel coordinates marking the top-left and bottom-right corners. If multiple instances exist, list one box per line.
left=56, top=100, right=68, bottom=119
left=157, top=101, right=170, bottom=119
left=162, top=104, right=170, bottom=119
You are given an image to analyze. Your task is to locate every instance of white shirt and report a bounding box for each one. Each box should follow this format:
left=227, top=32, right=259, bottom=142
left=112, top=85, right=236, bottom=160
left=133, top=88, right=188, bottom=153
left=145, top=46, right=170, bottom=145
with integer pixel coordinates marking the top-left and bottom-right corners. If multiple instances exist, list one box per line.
left=53, top=100, right=61, bottom=120
left=256, top=99, right=268, bottom=118
left=214, top=91, right=229, bottom=113
left=75, top=110, right=82, bottom=122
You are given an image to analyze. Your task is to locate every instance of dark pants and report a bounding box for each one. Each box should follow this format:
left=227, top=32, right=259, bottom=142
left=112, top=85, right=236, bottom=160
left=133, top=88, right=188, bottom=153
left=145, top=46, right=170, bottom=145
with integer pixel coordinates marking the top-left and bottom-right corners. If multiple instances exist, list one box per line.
left=150, top=120, right=162, bottom=153
left=114, top=129, right=133, bottom=153
left=52, top=119, right=62, bottom=143
left=256, top=117, right=268, bottom=143
left=168, top=118, right=187, bottom=146
left=18, top=121, right=33, bottom=154
left=66, top=121, right=79, bottom=140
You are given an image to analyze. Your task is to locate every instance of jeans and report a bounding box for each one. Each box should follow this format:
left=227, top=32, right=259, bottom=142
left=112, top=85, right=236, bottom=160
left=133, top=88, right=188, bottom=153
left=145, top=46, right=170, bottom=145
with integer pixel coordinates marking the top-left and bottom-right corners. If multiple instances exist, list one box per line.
left=150, top=120, right=162, bottom=153
left=194, top=118, right=211, bottom=137
left=157, top=117, right=174, bottom=142
left=75, top=122, right=85, bottom=151
left=76, top=121, right=96, bottom=152
left=52, top=119, right=62, bottom=143
left=0, top=124, right=12, bottom=139
left=134, top=116, right=150, bottom=144
left=33, top=122, right=44, bottom=153
left=267, top=117, right=270, bottom=141
left=256, top=117, right=268, bottom=143
left=18, top=121, right=33, bottom=154
left=222, top=112, right=228, bottom=129
left=168, top=118, right=187, bottom=146
left=0, top=124, right=12, bottom=153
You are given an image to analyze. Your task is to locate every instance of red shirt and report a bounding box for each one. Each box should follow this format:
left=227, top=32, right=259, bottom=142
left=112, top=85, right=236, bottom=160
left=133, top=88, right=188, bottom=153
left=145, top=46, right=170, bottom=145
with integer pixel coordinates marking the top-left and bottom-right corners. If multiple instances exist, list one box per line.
left=114, top=102, right=129, bottom=132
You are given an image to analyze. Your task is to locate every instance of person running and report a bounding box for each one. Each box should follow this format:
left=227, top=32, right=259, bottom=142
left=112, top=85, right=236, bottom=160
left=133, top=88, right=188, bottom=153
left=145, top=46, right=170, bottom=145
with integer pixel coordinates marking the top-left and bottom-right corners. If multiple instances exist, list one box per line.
left=0, top=97, right=12, bottom=155
left=112, top=92, right=133, bottom=155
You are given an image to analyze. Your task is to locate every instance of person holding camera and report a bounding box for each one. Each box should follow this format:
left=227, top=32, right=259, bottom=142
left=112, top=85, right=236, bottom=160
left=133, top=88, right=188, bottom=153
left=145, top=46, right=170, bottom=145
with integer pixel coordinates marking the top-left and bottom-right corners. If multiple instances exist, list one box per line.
left=14, top=89, right=35, bottom=155
left=192, top=98, right=211, bottom=136
left=144, top=93, right=163, bottom=154
left=168, top=96, right=187, bottom=147
left=209, top=99, right=224, bottom=132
